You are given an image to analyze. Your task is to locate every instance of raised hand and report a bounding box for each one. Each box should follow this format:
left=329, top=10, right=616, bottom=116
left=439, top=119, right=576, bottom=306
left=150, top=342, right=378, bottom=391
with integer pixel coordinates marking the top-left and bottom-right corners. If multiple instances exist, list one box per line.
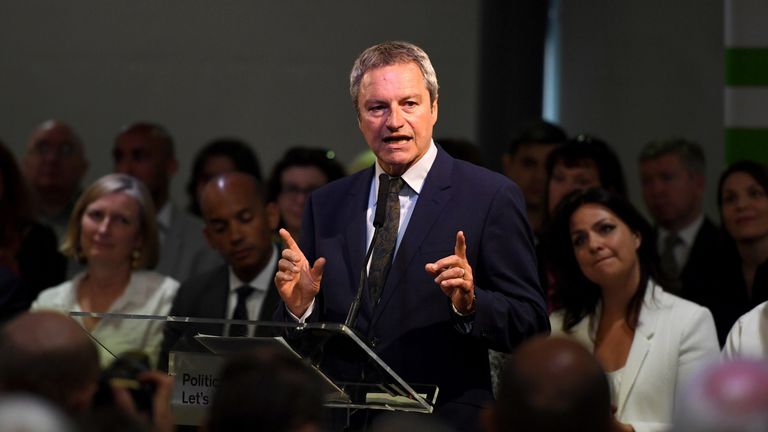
left=425, top=231, right=476, bottom=314
left=274, top=228, right=325, bottom=317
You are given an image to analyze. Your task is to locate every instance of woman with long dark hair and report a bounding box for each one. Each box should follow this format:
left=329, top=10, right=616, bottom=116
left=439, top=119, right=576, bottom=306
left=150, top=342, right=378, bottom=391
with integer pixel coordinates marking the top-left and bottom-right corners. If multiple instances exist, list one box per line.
left=548, top=188, right=718, bottom=431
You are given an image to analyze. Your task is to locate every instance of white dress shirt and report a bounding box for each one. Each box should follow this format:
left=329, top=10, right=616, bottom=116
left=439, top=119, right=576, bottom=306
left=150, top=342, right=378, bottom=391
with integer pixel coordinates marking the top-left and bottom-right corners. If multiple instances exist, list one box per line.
left=224, top=245, right=278, bottom=336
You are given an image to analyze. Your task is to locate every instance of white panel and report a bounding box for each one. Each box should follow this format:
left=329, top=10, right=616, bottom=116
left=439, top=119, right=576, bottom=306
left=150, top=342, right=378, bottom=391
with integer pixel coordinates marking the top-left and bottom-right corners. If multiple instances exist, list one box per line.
left=726, top=0, right=768, bottom=47
left=725, top=87, right=768, bottom=127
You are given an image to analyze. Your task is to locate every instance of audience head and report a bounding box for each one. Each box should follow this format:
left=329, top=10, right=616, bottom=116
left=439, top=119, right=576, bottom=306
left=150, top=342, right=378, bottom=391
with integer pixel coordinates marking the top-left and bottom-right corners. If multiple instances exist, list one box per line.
left=61, top=174, right=159, bottom=269
left=0, top=395, right=76, bottom=432
left=546, top=134, right=626, bottom=216
left=206, top=346, right=326, bottom=432
left=371, top=412, right=456, bottom=432
left=638, top=138, right=706, bottom=232
left=267, top=146, right=345, bottom=239
left=113, top=122, right=178, bottom=209
left=717, top=160, right=768, bottom=246
left=201, top=173, right=278, bottom=283
left=437, top=137, right=486, bottom=167
left=673, top=359, right=768, bottom=432
left=548, top=188, right=660, bottom=330
left=22, top=120, right=88, bottom=208
left=187, top=138, right=263, bottom=217
left=0, top=140, right=34, bottom=248
left=485, top=335, right=612, bottom=432
left=504, top=120, right=566, bottom=215
left=350, top=41, right=438, bottom=177
left=0, top=311, right=100, bottom=415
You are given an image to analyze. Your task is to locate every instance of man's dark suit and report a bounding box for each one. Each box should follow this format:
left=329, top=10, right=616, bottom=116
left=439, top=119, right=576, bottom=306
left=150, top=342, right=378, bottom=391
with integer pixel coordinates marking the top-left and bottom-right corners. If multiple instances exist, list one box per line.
left=277, top=148, right=549, bottom=429
left=672, top=218, right=730, bottom=343
left=160, top=261, right=281, bottom=369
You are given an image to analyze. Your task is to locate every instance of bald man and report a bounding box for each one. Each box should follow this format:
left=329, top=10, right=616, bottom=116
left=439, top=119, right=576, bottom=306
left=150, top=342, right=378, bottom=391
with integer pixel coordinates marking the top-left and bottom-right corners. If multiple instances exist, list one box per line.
left=113, top=122, right=221, bottom=283
left=484, top=336, right=618, bottom=432
left=160, top=173, right=281, bottom=368
left=23, top=120, right=89, bottom=240
left=0, top=311, right=100, bottom=415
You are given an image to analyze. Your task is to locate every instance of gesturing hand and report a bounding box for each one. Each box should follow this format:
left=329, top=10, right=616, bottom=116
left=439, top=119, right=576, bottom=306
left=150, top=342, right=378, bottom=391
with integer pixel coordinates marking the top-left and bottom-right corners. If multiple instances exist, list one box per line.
left=274, top=228, right=325, bottom=317
left=425, top=231, right=476, bottom=314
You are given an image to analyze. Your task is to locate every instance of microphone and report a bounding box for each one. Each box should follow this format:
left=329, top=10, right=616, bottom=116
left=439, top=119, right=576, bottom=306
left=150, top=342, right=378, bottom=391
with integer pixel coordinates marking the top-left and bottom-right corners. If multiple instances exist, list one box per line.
left=345, top=174, right=390, bottom=328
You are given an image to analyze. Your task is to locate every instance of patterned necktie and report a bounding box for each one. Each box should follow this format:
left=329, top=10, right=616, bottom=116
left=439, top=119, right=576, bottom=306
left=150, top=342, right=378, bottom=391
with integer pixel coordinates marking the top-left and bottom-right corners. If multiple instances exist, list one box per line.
left=230, top=285, right=255, bottom=337
left=660, top=233, right=682, bottom=279
left=368, top=177, right=404, bottom=306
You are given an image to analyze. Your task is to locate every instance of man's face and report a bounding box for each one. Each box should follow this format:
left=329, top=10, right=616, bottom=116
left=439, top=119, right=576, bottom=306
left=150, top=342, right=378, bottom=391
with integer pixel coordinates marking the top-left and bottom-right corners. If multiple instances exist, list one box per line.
left=640, top=153, right=704, bottom=230
left=503, top=143, right=558, bottom=209
left=357, top=62, right=438, bottom=176
left=202, top=178, right=278, bottom=281
left=23, top=122, right=87, bottom=196
left=113, top=132, right=177, bottom=202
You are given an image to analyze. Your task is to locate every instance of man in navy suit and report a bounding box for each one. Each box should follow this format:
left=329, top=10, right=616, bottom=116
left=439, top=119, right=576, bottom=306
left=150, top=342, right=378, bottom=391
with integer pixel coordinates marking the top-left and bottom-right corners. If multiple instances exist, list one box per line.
left=275, top=41, right=549, bottom=430
left=161, top=173, right=281, bottom=369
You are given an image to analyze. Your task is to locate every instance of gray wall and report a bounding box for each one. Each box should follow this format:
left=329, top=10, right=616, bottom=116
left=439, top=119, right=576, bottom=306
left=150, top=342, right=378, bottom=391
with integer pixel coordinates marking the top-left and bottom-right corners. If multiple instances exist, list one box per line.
left=554, top=0, right=725, bottom=219
left=1, top=1, right=480, bottom=208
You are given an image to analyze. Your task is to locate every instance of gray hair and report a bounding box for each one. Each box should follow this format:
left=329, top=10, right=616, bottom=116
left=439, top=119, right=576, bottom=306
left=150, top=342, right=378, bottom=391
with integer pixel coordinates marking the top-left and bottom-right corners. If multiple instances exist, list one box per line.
left=638, top=138, right=706, bottom=175
left=349, top=41, right=439, bottom=114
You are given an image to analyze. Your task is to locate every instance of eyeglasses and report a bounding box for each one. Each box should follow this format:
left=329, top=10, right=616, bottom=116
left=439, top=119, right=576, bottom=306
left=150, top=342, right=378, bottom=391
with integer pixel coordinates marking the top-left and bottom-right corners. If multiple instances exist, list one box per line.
left=280, top=184, right=321, bottom=198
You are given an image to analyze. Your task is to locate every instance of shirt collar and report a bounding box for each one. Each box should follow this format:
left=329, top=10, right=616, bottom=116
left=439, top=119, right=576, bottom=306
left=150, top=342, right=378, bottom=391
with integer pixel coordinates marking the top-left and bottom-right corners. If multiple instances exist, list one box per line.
left=373, top=140, right=437, bottom=194
left=658, top=213, right=704, bottom=247
left=156, top=202, right=173, bottom=231
left=228, top=244, right=277, bottom=293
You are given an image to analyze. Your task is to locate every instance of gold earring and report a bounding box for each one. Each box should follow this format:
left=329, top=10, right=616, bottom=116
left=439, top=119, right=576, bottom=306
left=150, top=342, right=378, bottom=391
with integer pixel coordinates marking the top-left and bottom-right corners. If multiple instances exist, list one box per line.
left=131, top=250, right=141, bottom=269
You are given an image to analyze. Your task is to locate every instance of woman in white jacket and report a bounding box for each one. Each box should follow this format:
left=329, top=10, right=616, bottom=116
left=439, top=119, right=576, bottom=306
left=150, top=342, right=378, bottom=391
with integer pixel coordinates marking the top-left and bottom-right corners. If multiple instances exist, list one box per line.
left=547, top=188, right=719, bottom=432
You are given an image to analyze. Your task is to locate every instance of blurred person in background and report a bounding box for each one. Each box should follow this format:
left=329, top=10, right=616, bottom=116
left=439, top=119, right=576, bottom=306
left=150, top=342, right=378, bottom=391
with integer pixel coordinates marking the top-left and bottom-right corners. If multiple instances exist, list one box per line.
left=186, top=137, right=263, bottom=217
left=22, top=120, right=89, bottom=240
left=502, top=120, right=566, bottom=237
left=113, top=122, right=221, bottom=283
left=267, top=146, right=345, bottom=241
left=716, top=161, right=768, bottom=356
left=0, top=140, right=65, bottom=319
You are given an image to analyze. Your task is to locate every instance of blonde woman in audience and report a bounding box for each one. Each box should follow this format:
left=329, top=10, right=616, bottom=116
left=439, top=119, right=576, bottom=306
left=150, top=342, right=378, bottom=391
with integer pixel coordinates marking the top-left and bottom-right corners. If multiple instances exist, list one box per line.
left=32, top=174, right=178, bottom=366
left=548, top=188, right=719, bottom=432
left=717, top=161, right=768, bottom=359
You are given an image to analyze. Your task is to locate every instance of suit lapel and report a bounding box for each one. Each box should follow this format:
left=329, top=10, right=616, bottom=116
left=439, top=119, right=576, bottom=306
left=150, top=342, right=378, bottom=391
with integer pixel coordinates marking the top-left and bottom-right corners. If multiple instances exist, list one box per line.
left=370, top=151, right=454, bottom=327
left=616, top=285, right=659, bottom=417
left=342, top=169, right=376, bottom=318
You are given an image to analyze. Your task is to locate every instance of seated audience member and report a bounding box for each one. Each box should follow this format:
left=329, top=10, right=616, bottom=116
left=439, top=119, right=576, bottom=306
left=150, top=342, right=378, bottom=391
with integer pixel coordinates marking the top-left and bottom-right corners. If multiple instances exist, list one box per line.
left=31, top=174, right=179, bottom=367
left=548, top=188, right=719, bottom=431
left=716, top=161, right=768, bottom=356
left=113, top=122, right=221, bottom=282
left=437, top=137, right=486, bottom=168
left=638, top=138, right=726, bottom=340
left=673, top=359, right=768, bottom=432
left=22, top=120, right=89, bottom=240
left=0, top=395, right=76, bottom=432
left=483, top=335, right=616, bottom=432
left=0, top=141, right=66, bottom=319
left=0, top=311, right=100, bottom=415
left=205, top=346, right=326, bottom=432
left=161, top=173, right=280, bottom=368
left=502, top=120, right=566, bottom=236
left=186, top=138, right=263, bottom=217
left=267, top=146, right=345, bottom=241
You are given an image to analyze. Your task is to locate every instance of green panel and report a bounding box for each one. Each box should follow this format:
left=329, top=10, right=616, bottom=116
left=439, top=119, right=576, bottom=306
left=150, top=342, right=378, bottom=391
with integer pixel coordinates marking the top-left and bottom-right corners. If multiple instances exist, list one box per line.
left=726, top=48, right=768, bottom=86
left=725, top=128, right=768, bottom=164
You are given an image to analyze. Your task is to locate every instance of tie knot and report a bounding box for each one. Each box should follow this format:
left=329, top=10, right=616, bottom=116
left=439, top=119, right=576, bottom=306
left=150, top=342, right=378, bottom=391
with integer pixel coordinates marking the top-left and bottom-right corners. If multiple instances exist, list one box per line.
left=664, top=233, right=682, bottom=248
left=388, top=177, right=404, bottom=194
left=236, top=285, right=255, bottom=300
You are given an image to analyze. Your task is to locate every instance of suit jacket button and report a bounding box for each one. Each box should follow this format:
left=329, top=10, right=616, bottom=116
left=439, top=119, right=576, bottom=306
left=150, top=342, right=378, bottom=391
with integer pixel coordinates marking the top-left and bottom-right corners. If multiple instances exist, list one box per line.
left=370, top=337, right=380, bottom=348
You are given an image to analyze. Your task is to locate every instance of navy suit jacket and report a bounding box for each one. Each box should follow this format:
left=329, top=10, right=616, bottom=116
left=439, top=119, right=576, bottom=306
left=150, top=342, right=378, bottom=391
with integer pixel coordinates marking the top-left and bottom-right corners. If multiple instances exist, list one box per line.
left=277, top=148, right=549, bottom=428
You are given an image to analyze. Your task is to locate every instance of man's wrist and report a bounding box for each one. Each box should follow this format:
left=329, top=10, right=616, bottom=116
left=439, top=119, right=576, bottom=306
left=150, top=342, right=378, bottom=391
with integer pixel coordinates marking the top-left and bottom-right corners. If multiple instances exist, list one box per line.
left=451, top=293, right=476, bottom=316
